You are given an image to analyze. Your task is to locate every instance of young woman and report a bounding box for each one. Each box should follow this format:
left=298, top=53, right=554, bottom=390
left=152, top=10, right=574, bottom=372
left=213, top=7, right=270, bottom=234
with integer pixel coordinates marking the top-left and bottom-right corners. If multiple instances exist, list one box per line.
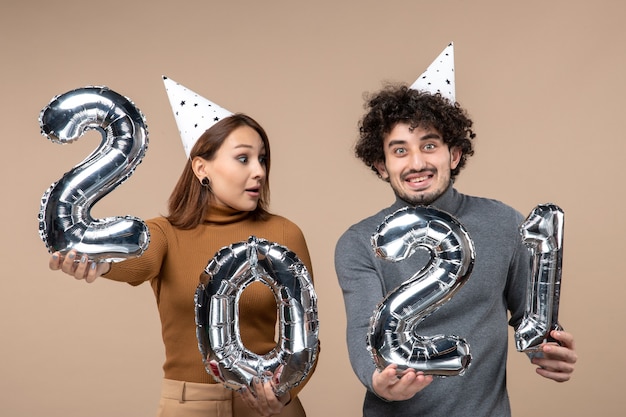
left=49, top=114, right=317, bottom=417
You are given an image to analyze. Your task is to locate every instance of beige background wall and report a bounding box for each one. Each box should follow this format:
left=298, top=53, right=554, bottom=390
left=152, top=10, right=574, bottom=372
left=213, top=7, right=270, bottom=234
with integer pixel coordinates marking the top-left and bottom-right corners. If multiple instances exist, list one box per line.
left=1, top=1, right=624, bottom=415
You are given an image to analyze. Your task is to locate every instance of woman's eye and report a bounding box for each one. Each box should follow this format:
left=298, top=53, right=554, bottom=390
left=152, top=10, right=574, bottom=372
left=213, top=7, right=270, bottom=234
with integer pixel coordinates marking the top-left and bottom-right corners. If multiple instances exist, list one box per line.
left=259, top=156, right=267, bottom=165
left=237, top=156, right=249, bottom=163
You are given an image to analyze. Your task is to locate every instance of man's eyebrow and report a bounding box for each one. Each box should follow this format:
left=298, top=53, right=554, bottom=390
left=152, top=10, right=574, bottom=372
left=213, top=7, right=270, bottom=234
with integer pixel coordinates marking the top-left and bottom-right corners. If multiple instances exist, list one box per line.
left=386, top=139, right=407, bottom=148
left=386, top=133, right=442, bottom=148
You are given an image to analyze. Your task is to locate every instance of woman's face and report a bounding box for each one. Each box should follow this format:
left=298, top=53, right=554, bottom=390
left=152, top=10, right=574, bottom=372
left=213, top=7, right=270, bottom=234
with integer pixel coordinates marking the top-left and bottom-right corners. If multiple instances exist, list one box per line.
left=198, top=125, right=267, bottom=212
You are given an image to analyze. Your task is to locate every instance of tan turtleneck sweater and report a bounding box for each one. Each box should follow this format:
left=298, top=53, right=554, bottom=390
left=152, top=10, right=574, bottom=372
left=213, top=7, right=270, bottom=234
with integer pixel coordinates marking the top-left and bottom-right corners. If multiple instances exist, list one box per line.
left=104, top=205, right=316, bottom=397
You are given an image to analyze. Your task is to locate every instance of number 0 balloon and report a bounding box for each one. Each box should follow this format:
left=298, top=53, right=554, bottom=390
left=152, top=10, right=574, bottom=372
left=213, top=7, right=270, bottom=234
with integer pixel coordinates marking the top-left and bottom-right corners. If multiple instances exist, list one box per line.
left=515, top=203, right=565, bottom=352
left=38, top=86, right=150, bottom=262
left=368, top=206, right=475, bottom=376
left=195, top=236, right=319, bottom=396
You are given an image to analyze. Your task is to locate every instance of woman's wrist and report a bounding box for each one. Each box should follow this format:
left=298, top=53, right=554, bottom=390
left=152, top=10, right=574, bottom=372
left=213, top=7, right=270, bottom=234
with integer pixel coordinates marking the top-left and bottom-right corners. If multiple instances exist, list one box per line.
left=279, top=391, right=292, bottom=406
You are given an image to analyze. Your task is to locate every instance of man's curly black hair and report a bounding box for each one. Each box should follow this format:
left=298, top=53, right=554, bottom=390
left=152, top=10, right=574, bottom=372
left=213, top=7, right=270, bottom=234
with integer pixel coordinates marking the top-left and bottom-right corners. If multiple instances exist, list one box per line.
left=355, top=84, right=476, bottom=180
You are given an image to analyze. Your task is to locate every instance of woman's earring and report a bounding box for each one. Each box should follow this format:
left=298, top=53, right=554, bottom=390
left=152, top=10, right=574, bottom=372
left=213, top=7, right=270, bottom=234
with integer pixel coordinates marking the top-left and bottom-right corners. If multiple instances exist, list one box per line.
left=201, top=177, right=211, bottom=188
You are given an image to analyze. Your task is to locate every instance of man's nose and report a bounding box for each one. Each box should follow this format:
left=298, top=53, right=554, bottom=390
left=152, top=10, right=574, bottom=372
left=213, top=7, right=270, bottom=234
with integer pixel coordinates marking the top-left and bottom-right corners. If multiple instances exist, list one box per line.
left=408, top=152, right=427, bottom=170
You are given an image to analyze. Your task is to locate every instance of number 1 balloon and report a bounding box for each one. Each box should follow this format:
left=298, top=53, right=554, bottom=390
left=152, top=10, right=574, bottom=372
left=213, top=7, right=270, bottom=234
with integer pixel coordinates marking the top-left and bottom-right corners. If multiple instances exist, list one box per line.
left=38, top=86, right=150, bottom=262
left=515, top=204, right=564, bottom=352
left=368, top=206, right=475, bottom=376
left=195, top=236, right=319, bottom=396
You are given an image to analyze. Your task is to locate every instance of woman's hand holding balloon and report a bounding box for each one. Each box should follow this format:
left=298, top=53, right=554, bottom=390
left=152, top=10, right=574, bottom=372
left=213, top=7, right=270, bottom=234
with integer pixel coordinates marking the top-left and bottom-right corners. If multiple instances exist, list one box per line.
left=372, top=364, right=433, bottom=401
left=49, top=250, right=111, bottom=283
left=238, top=368, right=291, bottom=417
left=531, top=330, right=577, bottom=383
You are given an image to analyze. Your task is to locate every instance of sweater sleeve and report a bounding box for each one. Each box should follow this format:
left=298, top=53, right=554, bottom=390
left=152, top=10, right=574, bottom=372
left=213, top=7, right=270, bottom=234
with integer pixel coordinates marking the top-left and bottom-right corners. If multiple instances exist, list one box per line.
left=334, top=225, right=382, bottom=394
left=506, top=211, right=533, bottom=328
left=103, top=218, right=168, bottom=286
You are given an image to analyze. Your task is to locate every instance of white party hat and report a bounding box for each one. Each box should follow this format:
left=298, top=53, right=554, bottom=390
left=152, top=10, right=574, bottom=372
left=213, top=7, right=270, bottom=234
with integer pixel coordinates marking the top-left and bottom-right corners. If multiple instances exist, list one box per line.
left=410, top=42, right=455, bottom=103
left=162, top=76, right=233, bottom=158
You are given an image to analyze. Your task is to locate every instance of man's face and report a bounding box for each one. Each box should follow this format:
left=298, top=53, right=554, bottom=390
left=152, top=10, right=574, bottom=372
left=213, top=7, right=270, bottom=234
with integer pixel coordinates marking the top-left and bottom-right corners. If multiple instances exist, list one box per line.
left=374, top=123, right=461, bottom=206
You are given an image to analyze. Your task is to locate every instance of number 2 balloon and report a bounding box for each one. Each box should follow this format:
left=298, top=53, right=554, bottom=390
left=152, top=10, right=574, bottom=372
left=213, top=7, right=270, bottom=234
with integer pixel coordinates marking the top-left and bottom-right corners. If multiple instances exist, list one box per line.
left=38, top=86, right=150, bottom=262
left=367, top=206, right=475, bottom=376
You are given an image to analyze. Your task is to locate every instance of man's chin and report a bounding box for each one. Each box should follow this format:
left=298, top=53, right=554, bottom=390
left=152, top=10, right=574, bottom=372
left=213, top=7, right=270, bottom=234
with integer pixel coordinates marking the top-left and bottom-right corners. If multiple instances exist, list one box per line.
left=395, top=191, right=437, bottom=206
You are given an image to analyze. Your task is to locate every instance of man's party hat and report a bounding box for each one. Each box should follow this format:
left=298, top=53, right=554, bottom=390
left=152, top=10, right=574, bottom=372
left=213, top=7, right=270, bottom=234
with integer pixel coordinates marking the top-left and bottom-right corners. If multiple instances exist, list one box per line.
left=410, top=42, right=455, bottom=103
left=162, top=76, right=233, bottom=158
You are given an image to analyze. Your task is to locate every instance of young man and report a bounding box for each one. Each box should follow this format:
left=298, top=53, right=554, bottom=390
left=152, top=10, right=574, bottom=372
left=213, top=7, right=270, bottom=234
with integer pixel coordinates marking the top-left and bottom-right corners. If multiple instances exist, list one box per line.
left=334, top=51, right=577, bottom=416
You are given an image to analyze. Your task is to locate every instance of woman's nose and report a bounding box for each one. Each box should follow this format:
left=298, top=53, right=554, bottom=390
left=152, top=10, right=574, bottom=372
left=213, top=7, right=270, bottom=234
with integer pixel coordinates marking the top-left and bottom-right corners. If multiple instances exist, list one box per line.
left=251, top=160, right=266, bottom=179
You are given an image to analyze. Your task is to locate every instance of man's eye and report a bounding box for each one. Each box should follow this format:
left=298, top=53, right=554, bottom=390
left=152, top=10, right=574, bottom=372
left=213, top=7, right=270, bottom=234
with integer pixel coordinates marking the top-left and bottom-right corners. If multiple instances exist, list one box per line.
left=393, top=148, right=406, bottom=155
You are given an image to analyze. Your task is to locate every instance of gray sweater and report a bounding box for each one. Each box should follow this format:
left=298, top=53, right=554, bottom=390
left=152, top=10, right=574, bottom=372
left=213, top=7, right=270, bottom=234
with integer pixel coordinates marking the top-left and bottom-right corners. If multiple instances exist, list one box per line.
left=335, top=185, right=529, bottom=417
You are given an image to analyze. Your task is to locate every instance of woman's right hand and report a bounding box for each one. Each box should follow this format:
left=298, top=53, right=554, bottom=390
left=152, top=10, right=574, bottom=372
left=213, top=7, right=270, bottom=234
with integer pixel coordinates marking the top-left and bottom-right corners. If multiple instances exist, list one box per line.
left=49, top=250, right=111, bottom=283
left=238, top=367, right=291, bottom=417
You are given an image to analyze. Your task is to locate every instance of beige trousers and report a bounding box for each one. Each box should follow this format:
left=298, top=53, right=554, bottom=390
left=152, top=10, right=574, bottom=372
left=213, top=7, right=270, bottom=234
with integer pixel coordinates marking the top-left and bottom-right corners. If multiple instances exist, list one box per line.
left=157, top=379, right=306, bottom=417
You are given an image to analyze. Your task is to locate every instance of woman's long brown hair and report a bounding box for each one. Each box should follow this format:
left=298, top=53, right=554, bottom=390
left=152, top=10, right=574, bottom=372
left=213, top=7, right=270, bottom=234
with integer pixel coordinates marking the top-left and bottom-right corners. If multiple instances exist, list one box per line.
left=166, top=113, right=271, bottom=229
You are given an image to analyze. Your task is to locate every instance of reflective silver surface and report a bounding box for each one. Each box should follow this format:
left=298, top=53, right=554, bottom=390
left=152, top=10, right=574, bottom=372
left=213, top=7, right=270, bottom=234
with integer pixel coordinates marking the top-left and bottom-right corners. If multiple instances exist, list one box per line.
left=195, top=236, right=319, bottom=396
left=515, top=204, right=564, bottom=352
left=38, top=86, right=149, bottom=262
left=368, top=206, right=475, bottom=376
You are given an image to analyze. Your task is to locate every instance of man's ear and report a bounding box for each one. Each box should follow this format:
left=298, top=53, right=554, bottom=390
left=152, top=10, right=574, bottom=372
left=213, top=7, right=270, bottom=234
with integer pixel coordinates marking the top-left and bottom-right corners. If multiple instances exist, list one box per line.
left=450, top=147, right=462, bottom=170
left=373, top=161, right=389, bottom=182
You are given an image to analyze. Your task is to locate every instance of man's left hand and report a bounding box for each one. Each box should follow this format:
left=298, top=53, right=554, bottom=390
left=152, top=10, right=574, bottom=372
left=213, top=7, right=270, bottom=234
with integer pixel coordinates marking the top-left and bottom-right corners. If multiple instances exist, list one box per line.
left=531, top=330, right=577, bottom=382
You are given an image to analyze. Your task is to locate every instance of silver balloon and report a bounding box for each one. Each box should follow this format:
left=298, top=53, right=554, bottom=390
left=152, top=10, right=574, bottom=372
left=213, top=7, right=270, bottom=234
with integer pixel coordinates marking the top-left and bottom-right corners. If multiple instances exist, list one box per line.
left=38, top=86, right=150, bottom=262
left=368, top=206, right=475, bottom=376
left=515, top=203, right=564, bottom=352
left=195, top=236, right=319, bottom=396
